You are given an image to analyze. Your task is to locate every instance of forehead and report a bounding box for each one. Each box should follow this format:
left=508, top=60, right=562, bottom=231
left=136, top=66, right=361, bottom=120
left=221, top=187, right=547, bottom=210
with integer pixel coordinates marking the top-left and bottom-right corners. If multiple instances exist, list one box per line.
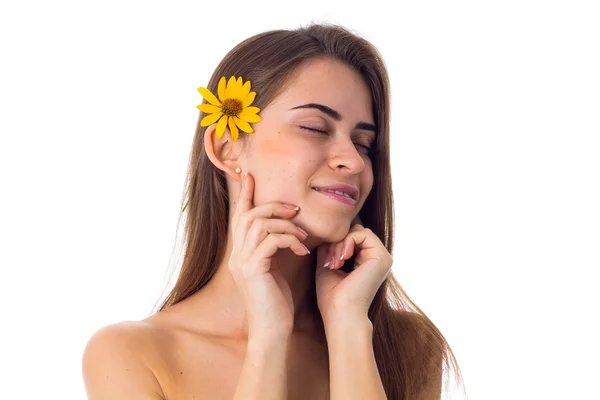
left=267, top=58, right=374, bottom=124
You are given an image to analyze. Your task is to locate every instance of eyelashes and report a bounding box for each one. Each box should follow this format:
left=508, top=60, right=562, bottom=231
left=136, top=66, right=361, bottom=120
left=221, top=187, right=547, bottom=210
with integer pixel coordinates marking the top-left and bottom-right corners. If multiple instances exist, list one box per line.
left=299, top=126, right=373, bottom=155
left=301, top=126, right=327, bottom=134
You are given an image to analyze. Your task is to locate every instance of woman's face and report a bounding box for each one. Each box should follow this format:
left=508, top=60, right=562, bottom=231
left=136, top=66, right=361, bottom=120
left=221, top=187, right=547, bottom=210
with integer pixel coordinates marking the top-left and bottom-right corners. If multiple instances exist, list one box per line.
left=242, top=58, right=376, bottom=243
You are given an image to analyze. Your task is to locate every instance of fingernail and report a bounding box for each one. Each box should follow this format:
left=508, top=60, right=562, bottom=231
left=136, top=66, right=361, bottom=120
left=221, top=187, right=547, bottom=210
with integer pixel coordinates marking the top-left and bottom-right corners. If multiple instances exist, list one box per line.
left=326, top=249, right=333, bottom=267
left=302, top=244, right=310, bottom=254
left=324, top=253, right=333, bottom=268
left=340, top=254, right=344, bottom=260
left=297, top=226, right=307, bottom=236
left=283, top=203, right=299, bottom=210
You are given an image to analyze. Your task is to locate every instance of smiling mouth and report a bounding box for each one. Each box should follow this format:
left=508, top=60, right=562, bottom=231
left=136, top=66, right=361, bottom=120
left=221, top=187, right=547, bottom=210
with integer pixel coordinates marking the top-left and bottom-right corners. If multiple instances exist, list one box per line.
left=312, top=187, right=358, bottom=204
left=312, top=187, right=356, bottom=199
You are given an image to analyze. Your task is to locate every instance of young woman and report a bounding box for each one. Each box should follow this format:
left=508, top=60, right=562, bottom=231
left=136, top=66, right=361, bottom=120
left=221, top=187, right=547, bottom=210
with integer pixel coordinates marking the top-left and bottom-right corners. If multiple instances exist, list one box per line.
left=83, top=23, right=463, bottom=400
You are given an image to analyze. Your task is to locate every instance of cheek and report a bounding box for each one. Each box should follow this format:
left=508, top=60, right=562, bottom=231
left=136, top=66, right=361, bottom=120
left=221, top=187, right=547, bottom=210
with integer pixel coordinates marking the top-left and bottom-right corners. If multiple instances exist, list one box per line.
left=251, top=140, right=312, bottom=204
left=259, top=132, right=317, bottom=173
left=259, top=140, right=297, bottom=175
left=361, top=166, right=375, bottom=199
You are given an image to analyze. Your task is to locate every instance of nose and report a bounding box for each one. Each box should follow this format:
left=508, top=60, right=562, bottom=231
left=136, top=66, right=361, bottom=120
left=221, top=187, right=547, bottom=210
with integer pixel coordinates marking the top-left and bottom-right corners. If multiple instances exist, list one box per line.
left=328, top=135, right=366, bottom=174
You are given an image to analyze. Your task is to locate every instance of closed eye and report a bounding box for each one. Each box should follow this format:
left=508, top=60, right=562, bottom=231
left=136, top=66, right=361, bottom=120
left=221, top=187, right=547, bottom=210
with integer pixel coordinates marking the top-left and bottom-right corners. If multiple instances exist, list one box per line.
left=300, top=126, right=373, bottom=156
left=300, top=126, right=327, bottom=134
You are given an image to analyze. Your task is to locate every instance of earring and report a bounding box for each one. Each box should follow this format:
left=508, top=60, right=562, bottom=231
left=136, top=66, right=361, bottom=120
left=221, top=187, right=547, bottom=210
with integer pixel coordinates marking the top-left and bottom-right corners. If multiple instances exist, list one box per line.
left=235, top=167, right=241, bottom=174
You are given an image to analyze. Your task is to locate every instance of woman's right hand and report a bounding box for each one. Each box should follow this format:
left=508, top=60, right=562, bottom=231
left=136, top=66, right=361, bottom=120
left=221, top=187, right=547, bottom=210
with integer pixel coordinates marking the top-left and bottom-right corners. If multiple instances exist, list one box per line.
left=228, top=171, right=310, bottom=339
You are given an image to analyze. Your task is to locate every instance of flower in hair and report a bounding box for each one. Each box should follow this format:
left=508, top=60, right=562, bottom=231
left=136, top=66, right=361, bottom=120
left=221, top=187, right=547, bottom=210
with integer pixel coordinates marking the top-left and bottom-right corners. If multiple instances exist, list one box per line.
left=197, top=76, right=262, bottom=141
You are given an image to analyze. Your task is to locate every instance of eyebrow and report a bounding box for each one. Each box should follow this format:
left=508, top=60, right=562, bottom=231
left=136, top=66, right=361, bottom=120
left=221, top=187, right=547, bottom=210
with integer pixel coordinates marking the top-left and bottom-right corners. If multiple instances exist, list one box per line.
left=289, top=103, right=377, bottom=134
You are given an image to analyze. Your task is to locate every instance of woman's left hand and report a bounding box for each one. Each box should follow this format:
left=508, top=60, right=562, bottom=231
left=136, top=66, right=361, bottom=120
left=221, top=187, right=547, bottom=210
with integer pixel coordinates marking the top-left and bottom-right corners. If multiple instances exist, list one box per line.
left=315, top=216, right=393, bottom=324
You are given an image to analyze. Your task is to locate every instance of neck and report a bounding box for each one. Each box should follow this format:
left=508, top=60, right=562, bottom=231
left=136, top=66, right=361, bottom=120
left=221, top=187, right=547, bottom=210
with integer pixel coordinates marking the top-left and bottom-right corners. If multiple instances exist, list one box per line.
left=183, top=226, right=325, bottom=342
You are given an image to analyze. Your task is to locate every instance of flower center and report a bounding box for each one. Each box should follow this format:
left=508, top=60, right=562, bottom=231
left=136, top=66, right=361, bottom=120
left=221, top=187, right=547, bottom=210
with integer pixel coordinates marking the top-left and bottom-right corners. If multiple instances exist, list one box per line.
left=222, top=98, right=242, bottom=117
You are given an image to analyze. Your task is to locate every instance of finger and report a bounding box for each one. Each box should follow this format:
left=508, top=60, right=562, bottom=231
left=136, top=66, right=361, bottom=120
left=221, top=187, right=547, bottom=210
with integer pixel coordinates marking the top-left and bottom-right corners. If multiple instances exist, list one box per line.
left=328, top=224, right=365, bottom=271
left=337, top=224, right=363, bottom=268
left=317, top=242, right=329, bottom=267
left=333, top=228, right=370, bottom=271
left=340, top=229, right=391, bottom=272
left=243, top=218, right=307, bottom=255
left=339, top=236, right=356, bottom=265
left=331, top=241, right=346, bottom=270
left=232, top=172, right=255, bottom=226
left=326, top=243, right=335, bottom=268
left=234, top=202, right=300, bottom=250
left=248, top=234, right=310, bottom=275
left=322, top=243, right=336, bottom=269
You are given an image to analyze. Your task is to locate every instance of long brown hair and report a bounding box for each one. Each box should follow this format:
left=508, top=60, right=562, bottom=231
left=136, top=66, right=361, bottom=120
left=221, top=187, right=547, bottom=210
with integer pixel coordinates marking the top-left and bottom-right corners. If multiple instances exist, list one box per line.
left=154, top=23, right=464, bottom=400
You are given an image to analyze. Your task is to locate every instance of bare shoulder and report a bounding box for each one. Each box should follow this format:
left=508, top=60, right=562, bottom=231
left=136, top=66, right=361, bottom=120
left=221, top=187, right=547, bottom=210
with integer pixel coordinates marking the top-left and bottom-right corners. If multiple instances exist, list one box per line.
left=82, top=320, right=166, bottom=400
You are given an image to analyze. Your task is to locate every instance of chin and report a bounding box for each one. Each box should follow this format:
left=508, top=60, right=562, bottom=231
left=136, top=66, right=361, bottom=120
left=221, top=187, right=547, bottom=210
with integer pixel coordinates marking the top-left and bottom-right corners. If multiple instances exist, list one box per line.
left=298, top=215, right=350, bottom=242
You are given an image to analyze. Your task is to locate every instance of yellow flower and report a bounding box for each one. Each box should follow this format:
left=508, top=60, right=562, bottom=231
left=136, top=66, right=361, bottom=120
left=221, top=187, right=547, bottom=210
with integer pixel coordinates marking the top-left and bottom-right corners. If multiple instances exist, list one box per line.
left=197, top=76, right=262, bottom=141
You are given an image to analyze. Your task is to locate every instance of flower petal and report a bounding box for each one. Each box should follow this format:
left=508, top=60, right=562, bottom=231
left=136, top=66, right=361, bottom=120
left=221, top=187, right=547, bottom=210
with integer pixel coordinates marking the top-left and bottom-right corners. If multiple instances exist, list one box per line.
left=238, top=106, right=262, bottom=123
left=228, top=116, right=239, bottom=141
left=200, top=112, right=223, bottom=126
left=216, top=114, right=228, bottom=139
left=217, top=76, right=226, bottom=102
left=242, top=106, right=260, bottom=115
left=197, top=103, right=222, bottom=114
left=233, top=116, right=254, bottom=133
left=198, top=87, right=221, bottom=106
left=225, top=76, right=237, bottom=99
left=241, top=91, right=256, bottom=108
left=230, top=77, right=243, bottom=101
left=232, top=77, right=245, bottom=101
left=240, top=81, right=251, bottom=100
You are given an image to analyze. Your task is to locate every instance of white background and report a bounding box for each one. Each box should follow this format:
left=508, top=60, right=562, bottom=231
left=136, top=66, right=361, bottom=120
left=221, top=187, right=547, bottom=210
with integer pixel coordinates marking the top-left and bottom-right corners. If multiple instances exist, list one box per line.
left=1, top=1, right=598, bottom=399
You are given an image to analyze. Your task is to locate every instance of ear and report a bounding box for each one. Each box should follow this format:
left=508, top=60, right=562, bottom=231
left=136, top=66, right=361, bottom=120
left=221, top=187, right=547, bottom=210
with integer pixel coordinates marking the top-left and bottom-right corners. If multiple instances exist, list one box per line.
left=204, top=123, right=244, bottom=182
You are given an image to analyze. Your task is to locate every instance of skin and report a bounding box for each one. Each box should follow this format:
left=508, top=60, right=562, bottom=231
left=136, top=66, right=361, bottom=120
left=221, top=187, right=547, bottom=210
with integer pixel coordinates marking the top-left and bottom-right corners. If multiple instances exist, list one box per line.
left=189, top=57, right=376, bottom=339
left=82, top=57, right=385, bottom=400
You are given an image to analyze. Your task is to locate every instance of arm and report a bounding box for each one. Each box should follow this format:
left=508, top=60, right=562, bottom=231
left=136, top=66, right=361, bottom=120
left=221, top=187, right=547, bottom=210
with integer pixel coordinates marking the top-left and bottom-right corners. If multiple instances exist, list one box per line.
left=233, top=333, right=290, bottom=400
left=82, top=323, right=165, bottom=400
left=325, top=314, right=387, bottom=400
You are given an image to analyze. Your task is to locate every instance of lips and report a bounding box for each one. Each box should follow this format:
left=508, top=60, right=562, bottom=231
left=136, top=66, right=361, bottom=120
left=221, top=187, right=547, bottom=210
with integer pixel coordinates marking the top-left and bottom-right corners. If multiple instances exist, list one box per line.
left=311, top=184, right=359, bottom=201
left=313, top=188, right=358, bottom=206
